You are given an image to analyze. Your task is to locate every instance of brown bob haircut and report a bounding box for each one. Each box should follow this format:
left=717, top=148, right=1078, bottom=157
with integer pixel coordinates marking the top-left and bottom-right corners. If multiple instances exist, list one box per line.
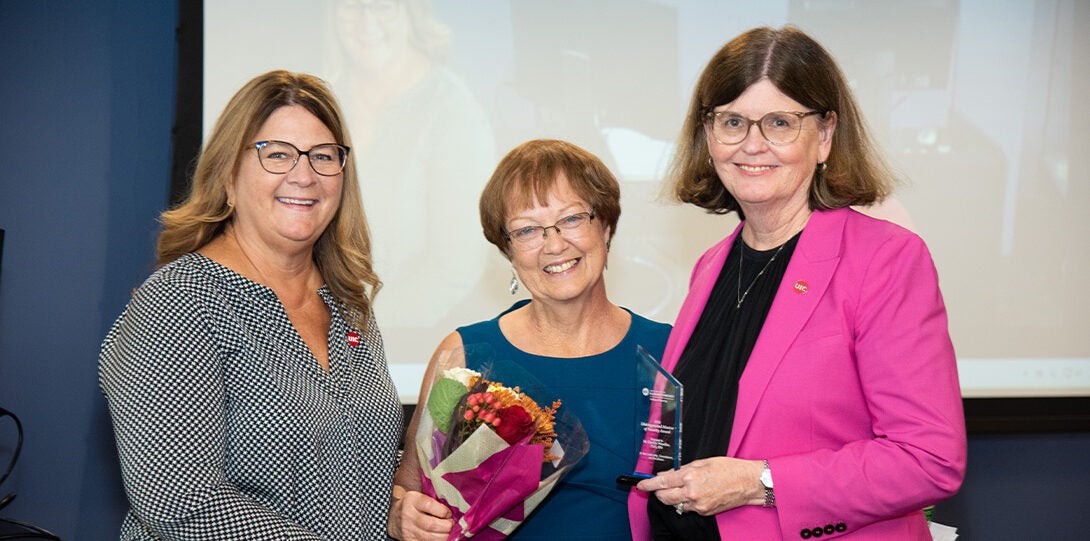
left=479, top=139, right=621, bottom=259
left=668, top=26, right=895, bottom=216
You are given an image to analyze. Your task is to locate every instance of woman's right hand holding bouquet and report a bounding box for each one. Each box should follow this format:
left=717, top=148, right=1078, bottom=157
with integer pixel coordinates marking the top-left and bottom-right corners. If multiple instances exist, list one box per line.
left=389, top=343, right=462, bottom=541
left=389, top=483, right=454, bottom=541
left=389, top=345, right=586, bottom=541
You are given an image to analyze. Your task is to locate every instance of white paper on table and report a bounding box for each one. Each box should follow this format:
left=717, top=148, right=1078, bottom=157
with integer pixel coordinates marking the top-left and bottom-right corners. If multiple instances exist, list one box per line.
left=930, top=521, right=958, bottom=541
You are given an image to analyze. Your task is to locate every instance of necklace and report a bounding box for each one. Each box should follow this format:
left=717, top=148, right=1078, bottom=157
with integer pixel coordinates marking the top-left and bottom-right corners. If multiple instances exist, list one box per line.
left=736, top=240, right=787, bottom=309
left=230, top=228, right=318, bottom=311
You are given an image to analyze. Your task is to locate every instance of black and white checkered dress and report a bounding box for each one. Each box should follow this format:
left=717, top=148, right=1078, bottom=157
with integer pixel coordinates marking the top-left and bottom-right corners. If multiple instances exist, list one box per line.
left=99, top=253, right=403, bottom=540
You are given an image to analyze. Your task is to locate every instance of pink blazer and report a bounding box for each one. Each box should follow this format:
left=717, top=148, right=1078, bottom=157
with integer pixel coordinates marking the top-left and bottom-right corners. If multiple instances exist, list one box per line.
left=629, top=208, right=966, bottom=540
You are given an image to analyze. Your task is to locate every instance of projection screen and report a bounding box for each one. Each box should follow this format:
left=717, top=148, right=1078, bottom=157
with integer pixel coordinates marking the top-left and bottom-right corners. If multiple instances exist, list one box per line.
left=203, top=0, right=1090, bottom=402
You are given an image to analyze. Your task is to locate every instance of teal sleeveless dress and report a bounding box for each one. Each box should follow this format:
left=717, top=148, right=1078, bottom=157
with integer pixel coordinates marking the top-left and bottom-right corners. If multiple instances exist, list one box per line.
left=456, top=299, right=671, bottom=540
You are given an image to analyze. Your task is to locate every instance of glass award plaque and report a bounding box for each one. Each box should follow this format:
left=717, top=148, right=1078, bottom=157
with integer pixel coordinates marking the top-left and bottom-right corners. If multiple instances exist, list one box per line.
left=617, top=345, right=682, bottom=486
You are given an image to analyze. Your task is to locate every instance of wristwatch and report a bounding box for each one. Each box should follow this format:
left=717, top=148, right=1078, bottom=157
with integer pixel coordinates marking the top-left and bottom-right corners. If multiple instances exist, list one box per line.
left=760, top=460, right=775, bottom=508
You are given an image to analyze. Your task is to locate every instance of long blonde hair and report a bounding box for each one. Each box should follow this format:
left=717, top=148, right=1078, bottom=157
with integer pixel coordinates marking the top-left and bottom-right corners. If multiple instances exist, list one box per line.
left=158, top=70, right=380, bottom=328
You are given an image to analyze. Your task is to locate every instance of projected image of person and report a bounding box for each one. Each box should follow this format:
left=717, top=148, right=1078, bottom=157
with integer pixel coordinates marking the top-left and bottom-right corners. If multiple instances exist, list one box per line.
left=99, top=71, right=402, bottom=540
left=329, top=0, right=497, bottom=334
left=629, top=27, right=967, bottom=540
left=389, top=140, right=672, bottom=541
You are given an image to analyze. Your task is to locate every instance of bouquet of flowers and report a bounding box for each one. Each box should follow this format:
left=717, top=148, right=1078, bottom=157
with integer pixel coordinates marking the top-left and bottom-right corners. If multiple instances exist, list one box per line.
left=415, top=346, right=588, bottom=540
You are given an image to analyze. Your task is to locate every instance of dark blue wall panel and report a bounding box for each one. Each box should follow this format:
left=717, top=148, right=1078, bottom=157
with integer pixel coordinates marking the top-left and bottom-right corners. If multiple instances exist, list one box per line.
left=0, top=1, right=176, bottom=538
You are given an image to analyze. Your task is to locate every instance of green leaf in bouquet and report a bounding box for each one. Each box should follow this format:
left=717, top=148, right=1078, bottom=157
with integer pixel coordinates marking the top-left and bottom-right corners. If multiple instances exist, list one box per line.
left=427, top=377, right=470, bottom=433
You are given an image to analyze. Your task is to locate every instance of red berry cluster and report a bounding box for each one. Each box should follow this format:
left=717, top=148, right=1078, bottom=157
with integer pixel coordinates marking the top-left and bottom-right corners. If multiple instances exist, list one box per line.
left=464, top=392, right=503, bottom=427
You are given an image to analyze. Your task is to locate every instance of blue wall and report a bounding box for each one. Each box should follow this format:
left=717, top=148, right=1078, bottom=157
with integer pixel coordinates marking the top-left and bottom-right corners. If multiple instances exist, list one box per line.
left=933, top=433, right=1090, bottom=540
left=0, top=1, right=176, bottom=538
left=1, top=2, right=1088, bottom=540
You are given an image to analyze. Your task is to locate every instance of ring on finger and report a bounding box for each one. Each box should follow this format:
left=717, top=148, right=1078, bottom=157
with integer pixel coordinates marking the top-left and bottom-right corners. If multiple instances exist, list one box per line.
left=675, top=501, right=686, bottom=515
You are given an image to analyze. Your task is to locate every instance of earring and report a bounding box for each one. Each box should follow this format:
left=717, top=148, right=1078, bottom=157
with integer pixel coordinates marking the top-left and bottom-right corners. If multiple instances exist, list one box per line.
left=508, top=268, right=519, bottom=295
left=817, top=162, right=827, bottom=172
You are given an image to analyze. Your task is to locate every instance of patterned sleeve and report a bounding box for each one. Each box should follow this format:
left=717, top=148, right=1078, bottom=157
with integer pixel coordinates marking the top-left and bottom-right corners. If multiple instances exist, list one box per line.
left=99, top=273, right=321, bottom=540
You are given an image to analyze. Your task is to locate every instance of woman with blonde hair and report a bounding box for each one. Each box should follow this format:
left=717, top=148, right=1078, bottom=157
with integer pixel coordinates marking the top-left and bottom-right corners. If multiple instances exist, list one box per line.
left=100, top=70, right=402, bottom=540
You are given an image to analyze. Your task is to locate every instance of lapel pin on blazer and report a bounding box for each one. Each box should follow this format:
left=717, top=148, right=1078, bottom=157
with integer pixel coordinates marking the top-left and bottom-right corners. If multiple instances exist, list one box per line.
left=793, top=280, right=809, bottom=294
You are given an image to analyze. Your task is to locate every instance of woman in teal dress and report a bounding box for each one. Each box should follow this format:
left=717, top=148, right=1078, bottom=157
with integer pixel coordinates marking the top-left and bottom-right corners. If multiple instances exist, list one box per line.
left=388, top=139, right=671, bottom=540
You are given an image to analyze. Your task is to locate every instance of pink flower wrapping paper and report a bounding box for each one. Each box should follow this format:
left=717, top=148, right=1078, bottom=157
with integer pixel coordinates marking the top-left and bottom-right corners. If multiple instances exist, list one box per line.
left=415, top=348, right=588, bottom=540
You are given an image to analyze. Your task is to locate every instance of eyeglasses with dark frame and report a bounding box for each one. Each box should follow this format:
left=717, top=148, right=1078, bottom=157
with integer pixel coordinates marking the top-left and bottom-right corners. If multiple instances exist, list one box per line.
left=253, top=140, right=351, bottom=177
left=704, top=110, right=825, bottom=146
left=503, top=211, right=596, bottom=250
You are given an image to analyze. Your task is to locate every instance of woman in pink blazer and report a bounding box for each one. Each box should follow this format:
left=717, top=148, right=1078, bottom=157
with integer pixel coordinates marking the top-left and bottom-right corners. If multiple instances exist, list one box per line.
left=628, top=27, right=966, bottom=540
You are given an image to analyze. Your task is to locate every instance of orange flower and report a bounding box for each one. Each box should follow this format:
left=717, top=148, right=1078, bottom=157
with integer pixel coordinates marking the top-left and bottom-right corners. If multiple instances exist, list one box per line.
left=440, top=370, right=563, bottom=462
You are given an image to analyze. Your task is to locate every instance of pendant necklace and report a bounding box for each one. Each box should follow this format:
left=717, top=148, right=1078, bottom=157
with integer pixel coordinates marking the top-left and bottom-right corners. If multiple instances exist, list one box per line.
left=736, top=240, right=787, bottom=309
